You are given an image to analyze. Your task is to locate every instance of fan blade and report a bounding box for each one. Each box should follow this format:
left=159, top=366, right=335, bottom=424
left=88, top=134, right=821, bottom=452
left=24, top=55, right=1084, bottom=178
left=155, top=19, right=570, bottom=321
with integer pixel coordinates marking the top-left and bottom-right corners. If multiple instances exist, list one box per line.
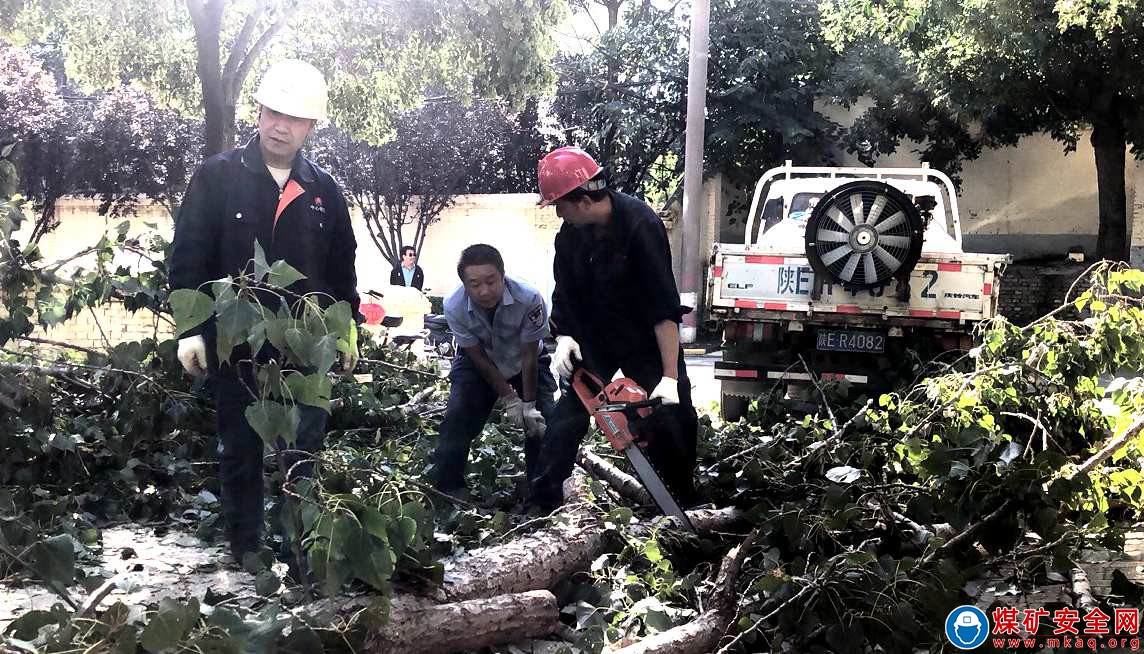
left=839, top=252, right=860, bottom=281
left=874, top=211, right=905, bottom=233
left=821, top=244, right=853, bottom=267
left=878, top=234, right=912, bottom=249
left=862, top=252, right=877, bottom=285
left=849, top=194, right=865, bottom=225
left=828, top=206, right=855, bottom=231
left=816, top=229, right=849, bottom=243
left=865, top=195, right=888, bottom=225
left=873, top=245, right=901, bottom=270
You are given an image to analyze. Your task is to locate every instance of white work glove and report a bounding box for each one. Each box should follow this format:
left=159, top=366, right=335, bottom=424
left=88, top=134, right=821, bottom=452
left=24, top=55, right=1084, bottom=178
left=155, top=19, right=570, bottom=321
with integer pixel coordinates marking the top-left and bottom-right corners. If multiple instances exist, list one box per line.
left=177, top=335, right=207, bottom=377
left=339, top=349, right=359, bottom=376
left=522, top=401, right=546, bottom=438
left=649, top=376, right=679, bottom=406
left=553, top=335, right=582, bottom=380
left=499, top=393, right=525, bottom=427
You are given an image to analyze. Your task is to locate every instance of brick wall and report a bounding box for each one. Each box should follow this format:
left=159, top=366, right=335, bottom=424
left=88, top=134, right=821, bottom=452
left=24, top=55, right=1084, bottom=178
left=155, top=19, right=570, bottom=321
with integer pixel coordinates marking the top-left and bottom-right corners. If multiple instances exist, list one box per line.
left=28, top=302, right=173, bottom=350
left=996, top=262, right=1088, bottom=326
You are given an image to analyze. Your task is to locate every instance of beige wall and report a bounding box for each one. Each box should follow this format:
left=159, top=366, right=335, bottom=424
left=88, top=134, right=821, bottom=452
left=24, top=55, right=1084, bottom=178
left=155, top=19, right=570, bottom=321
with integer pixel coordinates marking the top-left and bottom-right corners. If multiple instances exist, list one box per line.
left=369, top=194, right=564, bottom=302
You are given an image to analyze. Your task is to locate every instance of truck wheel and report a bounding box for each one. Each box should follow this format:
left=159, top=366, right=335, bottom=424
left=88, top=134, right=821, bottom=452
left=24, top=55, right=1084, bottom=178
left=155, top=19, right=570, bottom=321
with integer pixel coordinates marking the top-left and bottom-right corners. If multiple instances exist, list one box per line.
left=720, top=393, right=750, bottom=422
left=804, top=180, right=924, bottom=289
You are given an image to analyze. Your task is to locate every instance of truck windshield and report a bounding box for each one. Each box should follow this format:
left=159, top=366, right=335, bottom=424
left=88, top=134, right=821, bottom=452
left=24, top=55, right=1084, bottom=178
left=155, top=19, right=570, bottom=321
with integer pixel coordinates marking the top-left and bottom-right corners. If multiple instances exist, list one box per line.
left=788, top=193, right=824, bottom=222
left=758, top=197, right=784, bottom=239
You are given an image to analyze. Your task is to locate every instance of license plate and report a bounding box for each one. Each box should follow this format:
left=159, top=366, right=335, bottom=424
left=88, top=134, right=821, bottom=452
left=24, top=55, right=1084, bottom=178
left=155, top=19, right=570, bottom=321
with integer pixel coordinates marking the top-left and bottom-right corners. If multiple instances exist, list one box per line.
left=816, top=329, right=886, bottom=353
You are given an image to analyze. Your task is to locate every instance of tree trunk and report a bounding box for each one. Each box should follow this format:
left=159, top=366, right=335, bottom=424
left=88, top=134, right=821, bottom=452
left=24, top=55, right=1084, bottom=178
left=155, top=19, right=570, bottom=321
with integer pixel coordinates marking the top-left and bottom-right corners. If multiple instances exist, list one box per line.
left=187, top=0, right=231, bottom=156
left=362, top=590, right=560, bottom=654
left=1091, top=120, right=1129, bottom=261
left=439, top=505, right=745, bottom=602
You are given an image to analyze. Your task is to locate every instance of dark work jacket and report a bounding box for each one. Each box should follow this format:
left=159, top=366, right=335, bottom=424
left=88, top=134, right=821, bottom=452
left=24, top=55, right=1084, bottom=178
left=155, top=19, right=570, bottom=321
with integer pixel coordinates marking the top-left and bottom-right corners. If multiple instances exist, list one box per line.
left=389, top=264, right=424, bottom=290
left=550, top=190, right=686, bottom=368
left=168, top=135, right=360, bottom=365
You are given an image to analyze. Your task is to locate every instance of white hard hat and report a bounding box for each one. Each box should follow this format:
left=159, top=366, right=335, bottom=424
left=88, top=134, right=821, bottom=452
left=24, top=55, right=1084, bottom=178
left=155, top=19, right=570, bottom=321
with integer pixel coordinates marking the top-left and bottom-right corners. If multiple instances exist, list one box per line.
left=254, top=59, right=328, bottom=121
left=956, top=612, right=982, bottom=628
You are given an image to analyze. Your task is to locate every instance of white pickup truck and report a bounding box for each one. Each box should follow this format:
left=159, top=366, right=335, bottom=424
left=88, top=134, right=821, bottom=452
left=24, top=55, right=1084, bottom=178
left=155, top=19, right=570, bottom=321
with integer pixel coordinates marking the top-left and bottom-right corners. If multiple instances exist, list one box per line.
left=707, top=162, right=1011, bottom=420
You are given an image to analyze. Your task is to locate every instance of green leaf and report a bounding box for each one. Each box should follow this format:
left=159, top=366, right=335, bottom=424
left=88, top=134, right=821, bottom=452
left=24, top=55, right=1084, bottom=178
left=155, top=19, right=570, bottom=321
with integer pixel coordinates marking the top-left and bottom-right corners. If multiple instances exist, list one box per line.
left=255, top=570, right=281, bottom=596
left=215, top=298, right=261, bottom=363
left=285, top=372, right=333, bottom=411
left=267, top=260, right=306, bottom=288
left=245, top=400, right=296, bottom=447
left=264, top=317, right=293, bottom=352
left=281, top=627, right=325, bottom=654
left=169, top=289, right=214, bottom=334
left=140, top=598, right=199, bottom=653
left=252, top=241, right=271, bottom=282
left=5, top=609, right=60, bottom=640
left=30, top=535, right=76, bottom=587
left=325, top=301, right=353, bottom=336
left=314, top=333, right=339, bottom=376
left=285, top=327, right=316, bottom=367
left=825, top=466, right=861, bottom=484
left=360, top=507, right=392, bottom=543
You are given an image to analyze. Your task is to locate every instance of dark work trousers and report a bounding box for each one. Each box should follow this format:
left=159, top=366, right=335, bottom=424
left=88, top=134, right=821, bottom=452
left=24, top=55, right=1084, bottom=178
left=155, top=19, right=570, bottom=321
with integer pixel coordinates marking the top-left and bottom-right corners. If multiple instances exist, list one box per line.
left=433, top=351, right=557, bottom=493
left=531, top=348, right=698, bottom=510
left=210, top=363, right=327, bottom=553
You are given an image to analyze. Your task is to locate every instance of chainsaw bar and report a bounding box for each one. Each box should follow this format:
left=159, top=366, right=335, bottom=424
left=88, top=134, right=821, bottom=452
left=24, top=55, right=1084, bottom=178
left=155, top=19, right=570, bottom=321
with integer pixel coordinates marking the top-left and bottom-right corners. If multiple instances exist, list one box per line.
left=623, top=444, right=696, bottom=532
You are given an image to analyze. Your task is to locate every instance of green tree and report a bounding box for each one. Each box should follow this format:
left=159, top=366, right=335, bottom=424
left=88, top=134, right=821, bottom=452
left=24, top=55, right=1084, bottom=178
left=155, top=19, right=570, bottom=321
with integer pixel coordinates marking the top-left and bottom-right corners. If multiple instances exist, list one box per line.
left=552, top=0, right=836, bottom=205
left=2, top=0, right=565, bottom=154
left=313, top=99, right=546, bottom=266
left=823, top=0, right=1144, bottom=261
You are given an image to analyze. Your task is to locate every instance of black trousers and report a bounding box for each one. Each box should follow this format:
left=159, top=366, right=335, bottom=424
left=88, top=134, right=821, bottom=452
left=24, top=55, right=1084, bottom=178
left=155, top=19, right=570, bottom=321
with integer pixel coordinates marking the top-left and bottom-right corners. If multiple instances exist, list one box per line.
left=433, top=352, right=558, bottom=493
left=210, top=365, right=327, bottom=552
left=530, top=348, right=698, bottom=510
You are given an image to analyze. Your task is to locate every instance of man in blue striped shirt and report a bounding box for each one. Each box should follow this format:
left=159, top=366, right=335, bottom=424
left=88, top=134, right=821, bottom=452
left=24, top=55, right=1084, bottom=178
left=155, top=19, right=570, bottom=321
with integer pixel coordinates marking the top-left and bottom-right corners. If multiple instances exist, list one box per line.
left=434, top=244, right=556, bottom=497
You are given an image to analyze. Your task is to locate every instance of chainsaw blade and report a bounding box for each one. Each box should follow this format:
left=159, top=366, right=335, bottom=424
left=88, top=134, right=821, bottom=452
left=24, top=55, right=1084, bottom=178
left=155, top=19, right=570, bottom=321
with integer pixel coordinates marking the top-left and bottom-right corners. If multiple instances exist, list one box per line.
left=623, top=445, right=696, bottom=532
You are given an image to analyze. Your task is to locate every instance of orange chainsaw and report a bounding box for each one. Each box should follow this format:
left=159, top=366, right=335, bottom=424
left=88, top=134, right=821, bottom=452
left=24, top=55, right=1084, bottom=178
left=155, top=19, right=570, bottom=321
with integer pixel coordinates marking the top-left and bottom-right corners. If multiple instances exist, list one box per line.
left=572, top=368, right=696, bottom=532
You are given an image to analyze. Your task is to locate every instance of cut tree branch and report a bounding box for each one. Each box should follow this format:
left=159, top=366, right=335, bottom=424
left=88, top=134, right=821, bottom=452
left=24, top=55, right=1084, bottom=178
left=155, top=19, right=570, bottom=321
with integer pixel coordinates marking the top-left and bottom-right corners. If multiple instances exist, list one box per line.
left=1068, top=414, right=1144, bottom=480
left=578, top=450, right=654, bottom=506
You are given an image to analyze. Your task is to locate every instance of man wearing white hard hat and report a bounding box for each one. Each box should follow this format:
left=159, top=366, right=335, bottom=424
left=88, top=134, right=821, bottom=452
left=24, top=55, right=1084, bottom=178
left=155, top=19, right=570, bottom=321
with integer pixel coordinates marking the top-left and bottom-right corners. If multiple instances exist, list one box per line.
left=168, top=59, right=359, bottom=562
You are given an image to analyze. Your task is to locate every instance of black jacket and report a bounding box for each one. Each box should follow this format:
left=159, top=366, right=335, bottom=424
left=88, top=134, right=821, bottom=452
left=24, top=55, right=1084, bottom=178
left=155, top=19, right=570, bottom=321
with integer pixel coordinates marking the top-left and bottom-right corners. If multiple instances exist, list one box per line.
left=550, top=190, right=685, bottom=366
left=169, top=135, right=360, bottom=340
left=389, top=264, right=424, bottom=290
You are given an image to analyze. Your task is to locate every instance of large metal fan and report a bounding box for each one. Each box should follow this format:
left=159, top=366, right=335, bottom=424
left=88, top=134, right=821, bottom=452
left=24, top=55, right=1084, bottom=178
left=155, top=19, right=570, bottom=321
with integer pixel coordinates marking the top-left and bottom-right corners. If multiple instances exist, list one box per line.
left=804, top=181, right=924, bottom=289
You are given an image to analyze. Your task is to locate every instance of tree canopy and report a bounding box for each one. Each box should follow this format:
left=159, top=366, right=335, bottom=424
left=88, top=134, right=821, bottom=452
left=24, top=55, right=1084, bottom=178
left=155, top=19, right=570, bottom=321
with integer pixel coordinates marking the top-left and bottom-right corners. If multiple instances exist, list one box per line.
left=0, top=44, right=201, bottom=240
left=312, top=99, right=552, bottom=266
left=1, top=0, right=566, bottom=154
left=823, top=0, right=1144, bottom=260
left=552, top=0, right=837, bottom=207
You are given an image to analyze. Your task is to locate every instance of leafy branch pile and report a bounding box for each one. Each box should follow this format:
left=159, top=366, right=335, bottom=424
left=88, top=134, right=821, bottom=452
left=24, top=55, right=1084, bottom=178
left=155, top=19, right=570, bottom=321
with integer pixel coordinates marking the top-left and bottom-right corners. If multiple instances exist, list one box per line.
left=563, top=263, right=1144, bottom=652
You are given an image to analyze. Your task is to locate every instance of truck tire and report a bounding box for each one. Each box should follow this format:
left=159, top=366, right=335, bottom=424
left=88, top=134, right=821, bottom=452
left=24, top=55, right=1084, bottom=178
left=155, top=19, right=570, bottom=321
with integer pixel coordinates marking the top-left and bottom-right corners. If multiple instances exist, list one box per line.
left=720, top=392, right=750, bottom=422
left=804, top=180, right=924, bottom=289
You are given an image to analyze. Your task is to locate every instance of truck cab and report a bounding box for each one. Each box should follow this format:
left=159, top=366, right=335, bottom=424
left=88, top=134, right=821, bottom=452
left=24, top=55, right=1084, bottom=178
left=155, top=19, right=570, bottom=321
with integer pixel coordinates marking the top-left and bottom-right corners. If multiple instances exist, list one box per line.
left=707, top=162, right=1011, bottom=420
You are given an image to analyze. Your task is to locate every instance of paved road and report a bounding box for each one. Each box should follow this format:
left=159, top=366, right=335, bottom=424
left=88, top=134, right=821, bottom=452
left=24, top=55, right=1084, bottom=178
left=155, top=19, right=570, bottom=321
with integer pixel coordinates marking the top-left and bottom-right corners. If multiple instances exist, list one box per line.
left=684, top=350, right=722, bottom=413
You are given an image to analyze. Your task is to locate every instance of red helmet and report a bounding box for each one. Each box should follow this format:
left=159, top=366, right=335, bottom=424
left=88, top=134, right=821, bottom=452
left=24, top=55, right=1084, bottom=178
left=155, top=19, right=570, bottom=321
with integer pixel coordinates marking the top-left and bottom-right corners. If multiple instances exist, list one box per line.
left=536, top=146, right=604, bottom=207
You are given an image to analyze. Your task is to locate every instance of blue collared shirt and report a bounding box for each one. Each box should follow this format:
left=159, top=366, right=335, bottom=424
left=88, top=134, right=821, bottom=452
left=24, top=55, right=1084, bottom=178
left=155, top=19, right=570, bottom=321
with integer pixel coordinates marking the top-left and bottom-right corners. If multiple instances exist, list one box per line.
left=443, top=275, right=550, bottom=378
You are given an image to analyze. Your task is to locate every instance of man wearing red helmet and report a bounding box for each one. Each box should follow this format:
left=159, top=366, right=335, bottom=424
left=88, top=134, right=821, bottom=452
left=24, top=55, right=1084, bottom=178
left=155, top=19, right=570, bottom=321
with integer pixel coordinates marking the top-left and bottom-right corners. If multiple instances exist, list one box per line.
left=530, top=146, right=698, bottom=510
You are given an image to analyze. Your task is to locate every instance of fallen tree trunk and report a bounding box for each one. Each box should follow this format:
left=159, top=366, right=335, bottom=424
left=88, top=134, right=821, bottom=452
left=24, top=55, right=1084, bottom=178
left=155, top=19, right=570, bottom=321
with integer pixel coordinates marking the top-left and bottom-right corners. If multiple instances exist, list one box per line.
left=362, top=590, right=559, bottom=654
left=440, top=506, right=748, bottom=603
left=612, top=530, right=759, bottom=654
left=579, top=450, right=654, bottom=506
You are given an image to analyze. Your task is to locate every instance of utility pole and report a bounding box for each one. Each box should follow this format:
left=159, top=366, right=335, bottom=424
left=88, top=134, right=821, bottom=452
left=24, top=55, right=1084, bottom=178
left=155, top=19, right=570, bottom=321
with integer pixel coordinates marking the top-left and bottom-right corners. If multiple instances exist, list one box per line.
left=678, top=0, right=710, bottom=343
